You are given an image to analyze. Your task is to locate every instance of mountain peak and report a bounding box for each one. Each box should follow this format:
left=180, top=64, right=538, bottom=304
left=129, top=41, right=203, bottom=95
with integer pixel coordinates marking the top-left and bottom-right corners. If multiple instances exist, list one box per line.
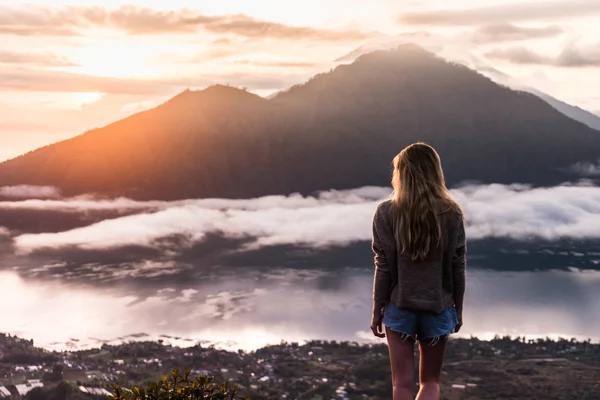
left=203, top=84, right=252, bottom=96
left=349, top=43, right=441, bottom=68
left=167, top=85, right=263, bottom=105
left=358, top=43, right=433, bottom=59
left=271, top=43, right=477, bottom=103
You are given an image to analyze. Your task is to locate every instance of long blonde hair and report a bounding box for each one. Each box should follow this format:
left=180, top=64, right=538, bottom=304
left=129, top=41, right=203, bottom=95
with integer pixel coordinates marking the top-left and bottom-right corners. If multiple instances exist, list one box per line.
left=391, top=142, right=462, bottom=261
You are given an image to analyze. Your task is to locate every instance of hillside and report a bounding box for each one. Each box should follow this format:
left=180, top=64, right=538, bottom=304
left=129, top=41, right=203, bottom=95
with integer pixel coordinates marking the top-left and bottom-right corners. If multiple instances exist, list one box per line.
left=0, top=44, right=598, bottom=200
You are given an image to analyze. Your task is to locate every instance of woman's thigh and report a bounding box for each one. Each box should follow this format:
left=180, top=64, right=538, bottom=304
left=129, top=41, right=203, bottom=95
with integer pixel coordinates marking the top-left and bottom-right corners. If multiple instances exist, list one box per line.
left=386, top=327, right=415, bottom=386
left=418, top=336, right=448, bottom=384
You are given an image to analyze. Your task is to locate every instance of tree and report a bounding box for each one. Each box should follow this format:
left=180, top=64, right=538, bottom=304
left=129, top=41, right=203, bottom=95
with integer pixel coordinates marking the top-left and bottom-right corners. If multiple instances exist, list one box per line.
left=111, top=368, right=246, bottom=400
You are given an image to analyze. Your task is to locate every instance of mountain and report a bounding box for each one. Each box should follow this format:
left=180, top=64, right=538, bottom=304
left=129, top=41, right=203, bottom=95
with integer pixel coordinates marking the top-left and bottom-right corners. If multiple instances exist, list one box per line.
left=337, top=38, right=600, bottom=131
left=0, top=44, right=599, bottom=200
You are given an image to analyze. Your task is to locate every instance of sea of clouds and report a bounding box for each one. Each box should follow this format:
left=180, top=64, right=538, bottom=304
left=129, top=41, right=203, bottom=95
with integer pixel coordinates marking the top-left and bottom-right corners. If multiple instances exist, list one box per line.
left=1, top=183, right=600, bottom=349
left=1, top=182, right=600, bottom=254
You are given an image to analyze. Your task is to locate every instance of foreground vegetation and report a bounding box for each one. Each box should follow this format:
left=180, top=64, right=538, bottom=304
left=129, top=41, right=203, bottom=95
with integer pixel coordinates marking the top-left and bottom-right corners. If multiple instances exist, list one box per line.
left=112, top=369, right=241, bottom=400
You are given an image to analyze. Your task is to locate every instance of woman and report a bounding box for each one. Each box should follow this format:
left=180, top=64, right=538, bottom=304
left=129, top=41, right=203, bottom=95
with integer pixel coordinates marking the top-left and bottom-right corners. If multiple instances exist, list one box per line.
left=370, top=143, right=466, bottom=400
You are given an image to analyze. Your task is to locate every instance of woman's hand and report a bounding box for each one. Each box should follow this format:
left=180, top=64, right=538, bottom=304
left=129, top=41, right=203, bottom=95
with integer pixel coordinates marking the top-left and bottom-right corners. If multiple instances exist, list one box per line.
left=455, top=312, right=463, bottom=333
left=370, top=304, right=386, bottom=338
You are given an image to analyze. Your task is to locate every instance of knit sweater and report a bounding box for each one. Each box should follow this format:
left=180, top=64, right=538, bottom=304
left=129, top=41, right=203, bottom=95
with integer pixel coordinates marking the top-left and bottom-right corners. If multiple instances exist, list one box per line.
left=372, top=200, right=466, bottom=314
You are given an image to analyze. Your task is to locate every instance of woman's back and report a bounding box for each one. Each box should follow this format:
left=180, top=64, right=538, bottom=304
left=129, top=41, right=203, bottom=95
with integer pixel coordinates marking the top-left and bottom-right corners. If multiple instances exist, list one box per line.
left=372, top=200, right=465, bottom=314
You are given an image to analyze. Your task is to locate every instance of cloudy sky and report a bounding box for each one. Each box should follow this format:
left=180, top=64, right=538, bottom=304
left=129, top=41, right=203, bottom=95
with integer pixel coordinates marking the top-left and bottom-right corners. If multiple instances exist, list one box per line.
left=1, top=0, right=600, bottom=160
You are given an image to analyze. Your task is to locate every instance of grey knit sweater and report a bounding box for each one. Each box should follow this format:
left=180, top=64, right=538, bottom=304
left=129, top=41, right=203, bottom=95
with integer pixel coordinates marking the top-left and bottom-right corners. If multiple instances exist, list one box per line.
left=372, top=200, right=466, bottom=314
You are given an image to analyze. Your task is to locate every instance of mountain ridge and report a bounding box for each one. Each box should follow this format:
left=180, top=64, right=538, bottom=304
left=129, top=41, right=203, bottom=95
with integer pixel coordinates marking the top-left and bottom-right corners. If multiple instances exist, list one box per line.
left=0, top=44, right=598, bottom=200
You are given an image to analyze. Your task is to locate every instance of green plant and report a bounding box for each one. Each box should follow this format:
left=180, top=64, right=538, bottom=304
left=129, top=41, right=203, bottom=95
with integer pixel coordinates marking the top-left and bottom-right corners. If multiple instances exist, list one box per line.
left=111, top=368, right=248, bottom=400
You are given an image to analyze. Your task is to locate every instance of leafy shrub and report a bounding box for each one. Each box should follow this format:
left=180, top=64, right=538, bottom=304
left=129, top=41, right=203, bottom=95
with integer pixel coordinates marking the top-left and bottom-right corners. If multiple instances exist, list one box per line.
left=111, top=368, right=246, bottom=400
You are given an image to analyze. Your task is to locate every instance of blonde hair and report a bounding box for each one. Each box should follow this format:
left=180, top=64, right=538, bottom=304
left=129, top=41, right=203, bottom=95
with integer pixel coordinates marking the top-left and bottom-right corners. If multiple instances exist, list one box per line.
left=391, top=142, right=462, bottom=261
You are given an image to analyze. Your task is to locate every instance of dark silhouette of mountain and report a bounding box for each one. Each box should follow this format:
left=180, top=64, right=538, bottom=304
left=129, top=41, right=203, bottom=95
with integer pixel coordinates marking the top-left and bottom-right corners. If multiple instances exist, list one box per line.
left=0, top=44, right=598, bottom=200
left=334, top=38, right=600, bottom=131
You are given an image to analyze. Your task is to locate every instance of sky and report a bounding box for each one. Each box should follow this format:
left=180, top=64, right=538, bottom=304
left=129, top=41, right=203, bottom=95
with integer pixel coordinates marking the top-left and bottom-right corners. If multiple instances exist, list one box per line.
left=2, top=0, right=600, bottom=160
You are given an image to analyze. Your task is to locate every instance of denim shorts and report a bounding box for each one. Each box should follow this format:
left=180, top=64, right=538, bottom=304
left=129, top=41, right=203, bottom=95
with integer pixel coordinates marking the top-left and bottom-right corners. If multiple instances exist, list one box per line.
left=383, top=303, right=459, bottom=343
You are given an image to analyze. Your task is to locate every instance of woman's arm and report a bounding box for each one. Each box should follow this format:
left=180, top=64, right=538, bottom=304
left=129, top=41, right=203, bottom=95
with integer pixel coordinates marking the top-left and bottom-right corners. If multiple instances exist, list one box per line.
left=372, top=204, right=392, bottom=310
left=453, top=215, right=466, bottom=318
left=371, top=205, right=392, bottom=338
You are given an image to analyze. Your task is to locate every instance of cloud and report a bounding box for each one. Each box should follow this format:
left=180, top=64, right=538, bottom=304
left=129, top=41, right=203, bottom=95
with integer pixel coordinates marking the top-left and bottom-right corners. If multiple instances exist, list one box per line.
left=0, top=185, right=62, bottom=199
left=453, top=183, right=600, bottom=240
left=120, top=100, right=160, bottom=113
left=232, top=60, right=319, bottom=68
left=99, top=5, right=367, bottom=40
left=569, top=160, right=600, bottom=177
left=9, top=183, right=600, bottom=254
left=0, top=66, right=308, bottom=95
left=0, top=5, right=79, bottom=36
left=0, top=4, right=368, bottom=41
left=1, top=186, right=389, bottom=212
left=0, top=50, right=77, bottom=67
left=471, top=23, right=564, bottom=44
left=485, top=47, right=554, bottom=64
left=555, top=44, right=600, bottom=67
left=185, top=48, right=240, bottom=63
left=0, top=66, right=178, bottom=95
left=397, top=1, right=600, bottom=26
left=166, top=37, right=321, bottom=67
left=0, top=197, right=184, bottom=213
left=11, top=187, right=388, bottom=252
left=485, top=43, right=600, bottom=67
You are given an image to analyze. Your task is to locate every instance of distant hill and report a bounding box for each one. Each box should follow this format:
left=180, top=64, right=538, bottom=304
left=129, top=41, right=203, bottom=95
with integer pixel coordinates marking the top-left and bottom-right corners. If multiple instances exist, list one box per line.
left=0, top=44, right=598, bottom=200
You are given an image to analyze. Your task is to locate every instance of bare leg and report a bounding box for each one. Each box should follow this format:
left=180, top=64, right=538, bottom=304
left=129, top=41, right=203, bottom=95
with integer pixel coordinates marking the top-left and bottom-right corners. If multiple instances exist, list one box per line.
left=386, top=327, right=415, bottom=400
left=416, top=336, right=448, bottom=400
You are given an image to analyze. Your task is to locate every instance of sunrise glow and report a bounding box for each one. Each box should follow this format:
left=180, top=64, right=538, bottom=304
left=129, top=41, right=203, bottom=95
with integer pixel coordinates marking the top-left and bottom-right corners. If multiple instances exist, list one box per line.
left=1, top=0, right=600, bottom=161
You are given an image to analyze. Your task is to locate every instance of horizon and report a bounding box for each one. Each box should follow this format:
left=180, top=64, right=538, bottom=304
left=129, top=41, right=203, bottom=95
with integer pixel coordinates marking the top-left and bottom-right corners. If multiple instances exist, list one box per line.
left=2, top=0, right=600, bottom=160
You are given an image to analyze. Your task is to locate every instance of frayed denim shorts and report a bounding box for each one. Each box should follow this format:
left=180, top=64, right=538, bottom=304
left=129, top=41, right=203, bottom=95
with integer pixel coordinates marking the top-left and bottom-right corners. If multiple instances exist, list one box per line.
left=383, top=303, right=459, bottom=344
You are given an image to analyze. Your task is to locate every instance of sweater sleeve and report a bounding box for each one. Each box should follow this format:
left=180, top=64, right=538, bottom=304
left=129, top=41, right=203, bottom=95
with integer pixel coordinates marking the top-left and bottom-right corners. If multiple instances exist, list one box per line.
left=452, top=214, right=467, bottom=311
left=372, top=203, right=393, bottom=305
